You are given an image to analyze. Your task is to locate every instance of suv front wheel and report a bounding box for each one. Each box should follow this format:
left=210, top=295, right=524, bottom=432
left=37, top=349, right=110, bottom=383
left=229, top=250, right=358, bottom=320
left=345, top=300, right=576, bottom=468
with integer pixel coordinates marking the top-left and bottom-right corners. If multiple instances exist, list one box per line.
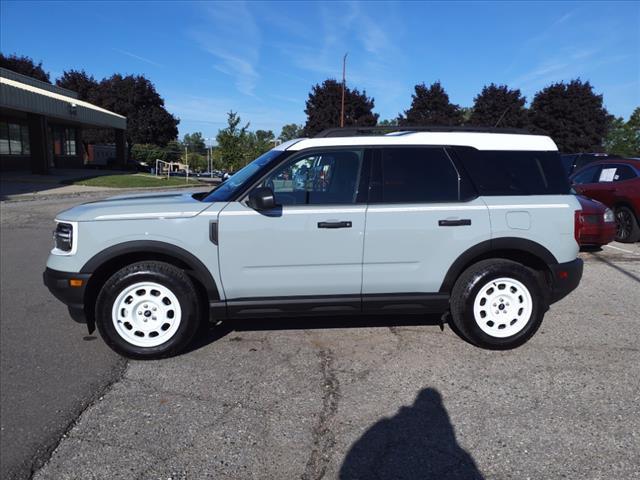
left=450, top=259, right=546, bottom=350
left=95, top=261, right=201, bottom=359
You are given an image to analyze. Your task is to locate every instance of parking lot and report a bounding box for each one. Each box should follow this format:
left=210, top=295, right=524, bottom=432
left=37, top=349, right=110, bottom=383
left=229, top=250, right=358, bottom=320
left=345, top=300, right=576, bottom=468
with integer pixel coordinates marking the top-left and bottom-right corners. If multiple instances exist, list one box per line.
left=1, top=190, right=639, bottom=480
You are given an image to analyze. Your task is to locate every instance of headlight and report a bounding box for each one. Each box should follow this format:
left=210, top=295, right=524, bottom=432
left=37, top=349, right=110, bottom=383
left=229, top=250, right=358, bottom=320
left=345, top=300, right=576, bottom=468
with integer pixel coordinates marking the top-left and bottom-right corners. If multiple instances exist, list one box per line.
left=603, top=208, right=614, bottom=223
left=53, top=222, right=74, bottom=253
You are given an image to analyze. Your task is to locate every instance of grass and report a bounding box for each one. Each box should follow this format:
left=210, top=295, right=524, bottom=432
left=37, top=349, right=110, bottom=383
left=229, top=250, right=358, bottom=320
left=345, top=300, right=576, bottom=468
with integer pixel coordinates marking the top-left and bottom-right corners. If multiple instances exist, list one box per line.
left=64, top=174, right=200, bottom=188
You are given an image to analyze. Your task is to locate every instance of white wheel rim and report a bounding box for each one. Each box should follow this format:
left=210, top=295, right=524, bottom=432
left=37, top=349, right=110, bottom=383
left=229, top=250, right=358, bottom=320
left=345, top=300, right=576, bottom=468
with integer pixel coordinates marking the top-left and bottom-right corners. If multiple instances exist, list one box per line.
left=472, top=277, right=533, bottom=338
left=111, top=281, right=182, bottom=348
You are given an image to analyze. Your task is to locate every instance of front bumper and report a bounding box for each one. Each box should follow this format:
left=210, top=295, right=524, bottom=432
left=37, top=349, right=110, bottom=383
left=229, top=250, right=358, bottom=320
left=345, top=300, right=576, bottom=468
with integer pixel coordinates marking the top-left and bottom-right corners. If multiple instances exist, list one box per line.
left=43, top=268, right=91, bottom=311
left=549, top=258, right=583, bottom=304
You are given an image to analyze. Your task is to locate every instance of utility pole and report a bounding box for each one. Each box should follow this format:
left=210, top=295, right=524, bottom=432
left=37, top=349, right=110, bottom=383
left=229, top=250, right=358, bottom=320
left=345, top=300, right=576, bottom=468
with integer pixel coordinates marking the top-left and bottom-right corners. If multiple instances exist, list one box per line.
left=340, top=53, right=348, bottom=128
left=184, top=145, right=188, bottom=182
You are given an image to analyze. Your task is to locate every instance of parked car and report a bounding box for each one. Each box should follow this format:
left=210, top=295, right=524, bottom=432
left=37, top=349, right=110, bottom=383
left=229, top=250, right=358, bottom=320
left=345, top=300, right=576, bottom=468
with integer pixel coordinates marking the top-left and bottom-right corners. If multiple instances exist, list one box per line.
left=44, top=127, right=584, bottom=358
left=561, top=153, right=620, bottom=177
left=574, top=195, right=616, bottom=248
left=570, top=159, right=640, bottom=242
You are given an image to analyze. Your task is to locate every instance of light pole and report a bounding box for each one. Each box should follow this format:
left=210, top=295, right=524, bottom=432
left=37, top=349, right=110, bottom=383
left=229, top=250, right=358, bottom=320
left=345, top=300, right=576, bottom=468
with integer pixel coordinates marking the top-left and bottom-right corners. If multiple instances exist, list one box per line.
left=340, top=52, right=348, bottom=128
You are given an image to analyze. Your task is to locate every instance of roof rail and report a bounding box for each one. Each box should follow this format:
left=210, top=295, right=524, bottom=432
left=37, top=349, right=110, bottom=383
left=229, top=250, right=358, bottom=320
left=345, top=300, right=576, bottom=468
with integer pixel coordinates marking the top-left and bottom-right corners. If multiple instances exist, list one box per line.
left=314, top=125, right=532, bottom=138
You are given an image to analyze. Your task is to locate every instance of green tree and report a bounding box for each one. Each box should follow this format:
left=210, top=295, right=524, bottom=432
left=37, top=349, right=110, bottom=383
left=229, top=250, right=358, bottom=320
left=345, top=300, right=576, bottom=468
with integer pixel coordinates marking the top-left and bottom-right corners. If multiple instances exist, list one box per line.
left=56, top=70, right=99, bottom=100
left=399, top=82, right=463, bottom=126
left=214, top=111, right=249, bottom=171
left=604, top=108, right=640, bottom=156
left=378, top=118, right=399, bottom=126
left=469, top=84, right=528, bottom=128
left=0, top=53, right=50, bottom=83
left=187, top=152, right=207, bottom=172
left=303, top=79, right=378, bottom=136
left=163, top=140, right=183, bottom=162
left=278, top=123, right=303, bottom=142
left=528, top=79, right=611, bottom=152
left=91, top=74, right=179, bottom=155
left=182, top=132, right=206, bottom=154
left=246, top=129, right=275, bottom=159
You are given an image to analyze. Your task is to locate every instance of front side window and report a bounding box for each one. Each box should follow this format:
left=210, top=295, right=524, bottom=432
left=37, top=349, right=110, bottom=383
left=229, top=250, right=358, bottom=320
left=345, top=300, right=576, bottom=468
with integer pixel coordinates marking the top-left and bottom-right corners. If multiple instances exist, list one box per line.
left=379, top=147, right=459, bottom=203
left=258, top=150, right=363, bottom=205
left=572, top=165, right=600, bottom=185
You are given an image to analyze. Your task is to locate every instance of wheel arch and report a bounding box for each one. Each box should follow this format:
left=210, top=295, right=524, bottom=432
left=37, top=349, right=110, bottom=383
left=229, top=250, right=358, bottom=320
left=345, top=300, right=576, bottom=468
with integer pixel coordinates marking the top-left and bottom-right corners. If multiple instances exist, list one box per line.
left=439, top=238, right=557, bottom=294
left=81, top=241, right=220, bottom=331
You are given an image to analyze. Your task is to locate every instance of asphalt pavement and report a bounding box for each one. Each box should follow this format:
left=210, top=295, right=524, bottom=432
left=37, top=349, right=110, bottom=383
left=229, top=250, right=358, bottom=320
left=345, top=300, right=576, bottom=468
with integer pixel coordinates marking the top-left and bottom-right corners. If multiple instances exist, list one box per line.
left=1, top=191, right=639, bottom=479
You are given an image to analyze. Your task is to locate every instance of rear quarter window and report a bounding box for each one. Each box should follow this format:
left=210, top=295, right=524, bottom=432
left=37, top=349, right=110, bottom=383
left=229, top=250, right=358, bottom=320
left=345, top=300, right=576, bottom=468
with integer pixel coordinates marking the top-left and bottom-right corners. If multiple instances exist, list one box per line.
left=452, top=147, right=570, bottom=195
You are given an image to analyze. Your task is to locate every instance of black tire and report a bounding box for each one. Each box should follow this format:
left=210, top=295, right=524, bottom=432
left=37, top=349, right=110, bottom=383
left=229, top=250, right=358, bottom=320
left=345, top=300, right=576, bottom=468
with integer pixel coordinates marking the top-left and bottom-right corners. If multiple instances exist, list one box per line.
left=449, top=259, right=547, bottom=350
left=95, top=261, right=201, bottom=359
left=614, top=206, right=640, bottom=243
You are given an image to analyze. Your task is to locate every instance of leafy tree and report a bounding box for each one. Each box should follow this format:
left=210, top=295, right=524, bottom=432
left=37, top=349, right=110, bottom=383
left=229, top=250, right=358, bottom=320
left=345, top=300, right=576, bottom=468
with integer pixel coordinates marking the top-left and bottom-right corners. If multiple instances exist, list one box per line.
left=0, top=53, right=50, bottom=83
left=182, top=132, right=206, bottom=154
left=399, top=82, right=463, bottom=126
left=55, top=70, right=99, bottom=100
left=469, top=84, right=527, bottom=128
left=91, top=74, right=179, bottom=154
left=163, top=140, right=183, bottom=162
left=279, top=123, right=303, bottom=142
left=528, top=79, right=611, bottom=152
left=460, top=107, right=473, bottom=124
left=186, top=152, right=207, bottom=172
left=604, top=108, right=640, bottom=156
left=378, top=118, right=399, bottom=126
left=244, top=129, right=275, bottom=160
left=214, top=111, right=250, bottom=171
left=303, top=79, right=378, bottom=136
left=130, top=144, right=166, bottom=163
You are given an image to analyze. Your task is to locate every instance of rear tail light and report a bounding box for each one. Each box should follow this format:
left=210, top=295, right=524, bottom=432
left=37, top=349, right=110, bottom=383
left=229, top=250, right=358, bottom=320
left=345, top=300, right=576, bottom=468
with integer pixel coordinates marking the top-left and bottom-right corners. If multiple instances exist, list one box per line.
left=574, top=210, right=584, bottom=243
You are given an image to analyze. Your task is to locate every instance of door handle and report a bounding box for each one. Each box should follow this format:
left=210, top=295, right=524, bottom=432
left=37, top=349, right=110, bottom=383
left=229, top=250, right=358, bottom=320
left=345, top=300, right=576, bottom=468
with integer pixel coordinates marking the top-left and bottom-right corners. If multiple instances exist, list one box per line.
left=438, top=219, right=471, bottom=227
left=318, top=221, right=352, bottom=229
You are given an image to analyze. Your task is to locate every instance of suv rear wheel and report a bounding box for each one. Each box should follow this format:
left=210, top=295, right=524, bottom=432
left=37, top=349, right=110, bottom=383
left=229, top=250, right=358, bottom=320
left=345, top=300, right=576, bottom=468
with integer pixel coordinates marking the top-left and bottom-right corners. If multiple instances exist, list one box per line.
left=95, top=261, right=201, bottom=359
left=450, top=259, right=546, bottom=350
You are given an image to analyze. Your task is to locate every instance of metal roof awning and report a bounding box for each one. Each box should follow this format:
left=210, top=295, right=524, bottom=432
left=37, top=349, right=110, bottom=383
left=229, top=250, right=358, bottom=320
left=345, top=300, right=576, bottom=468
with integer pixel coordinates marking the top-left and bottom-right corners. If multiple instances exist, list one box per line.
left=0, top=71, right=126, bottom=130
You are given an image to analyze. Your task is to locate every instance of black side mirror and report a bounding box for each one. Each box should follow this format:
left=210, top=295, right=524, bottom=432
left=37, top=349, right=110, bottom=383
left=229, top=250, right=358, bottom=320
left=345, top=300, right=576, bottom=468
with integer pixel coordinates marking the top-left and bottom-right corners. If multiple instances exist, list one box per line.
left=248, top=187, right=276, bottom=211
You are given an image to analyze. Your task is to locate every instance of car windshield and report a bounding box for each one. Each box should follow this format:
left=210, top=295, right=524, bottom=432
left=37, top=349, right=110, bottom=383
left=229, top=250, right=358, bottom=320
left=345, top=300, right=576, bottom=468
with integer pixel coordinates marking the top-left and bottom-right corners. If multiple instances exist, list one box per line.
left=201, top=149, right=285, bottom=202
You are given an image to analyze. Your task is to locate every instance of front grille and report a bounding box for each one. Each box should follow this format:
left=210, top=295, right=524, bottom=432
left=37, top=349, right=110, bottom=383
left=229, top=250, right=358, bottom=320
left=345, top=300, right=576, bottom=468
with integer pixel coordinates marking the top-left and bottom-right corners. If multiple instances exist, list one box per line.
left=54, top=222, right=73, bottom=252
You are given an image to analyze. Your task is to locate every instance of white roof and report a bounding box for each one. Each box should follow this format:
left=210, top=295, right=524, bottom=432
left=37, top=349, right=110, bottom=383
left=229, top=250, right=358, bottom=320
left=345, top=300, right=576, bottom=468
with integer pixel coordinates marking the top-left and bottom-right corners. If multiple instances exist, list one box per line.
left=285, top=131, right=557, bottom=152
left=0, top=75, right=126, bottom=130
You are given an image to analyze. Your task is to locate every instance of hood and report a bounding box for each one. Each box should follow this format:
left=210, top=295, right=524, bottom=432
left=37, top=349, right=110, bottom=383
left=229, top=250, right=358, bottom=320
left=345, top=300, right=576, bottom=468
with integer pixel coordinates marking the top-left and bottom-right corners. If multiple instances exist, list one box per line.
left=56, top=191, right=211, bottom=222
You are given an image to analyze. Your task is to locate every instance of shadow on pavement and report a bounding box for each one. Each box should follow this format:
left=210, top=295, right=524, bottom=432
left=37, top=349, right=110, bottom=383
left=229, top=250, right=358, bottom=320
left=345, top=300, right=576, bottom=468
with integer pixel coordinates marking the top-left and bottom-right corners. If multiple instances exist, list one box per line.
left=185, top=313, right=446, bottom=354
left=339, top=388, right=484, bottom=480
left=589, top=251, right=640, bottom=283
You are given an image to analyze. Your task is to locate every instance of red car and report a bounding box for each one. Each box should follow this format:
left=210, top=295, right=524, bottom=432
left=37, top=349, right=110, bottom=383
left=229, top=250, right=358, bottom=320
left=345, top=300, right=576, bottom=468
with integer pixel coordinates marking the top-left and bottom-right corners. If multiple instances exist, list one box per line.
left=574, top=195, right=616, bottom=248
left=570, top=159, right=640, bottom=243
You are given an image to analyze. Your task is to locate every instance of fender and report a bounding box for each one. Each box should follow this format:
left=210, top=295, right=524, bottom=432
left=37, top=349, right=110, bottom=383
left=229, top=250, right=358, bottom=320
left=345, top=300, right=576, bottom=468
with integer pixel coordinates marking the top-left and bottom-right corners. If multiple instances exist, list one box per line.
left=439, top=237, right=558, bottom=293
left=81, top=240, right=220, bottom=300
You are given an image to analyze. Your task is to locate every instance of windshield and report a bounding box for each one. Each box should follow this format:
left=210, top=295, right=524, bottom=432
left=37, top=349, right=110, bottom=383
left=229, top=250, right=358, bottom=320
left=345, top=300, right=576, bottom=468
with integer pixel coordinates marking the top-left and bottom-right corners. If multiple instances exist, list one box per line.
left=202, top=149, right=286, bottom=202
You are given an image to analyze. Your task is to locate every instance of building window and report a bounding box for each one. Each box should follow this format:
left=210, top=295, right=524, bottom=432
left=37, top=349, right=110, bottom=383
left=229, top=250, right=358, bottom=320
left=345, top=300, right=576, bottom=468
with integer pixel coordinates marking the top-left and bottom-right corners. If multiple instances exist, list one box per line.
left=64, top=128, right=76, bottom=155
left=51, top=126, right=77, bottom=156
left=0, top=121, right=30, bottom=155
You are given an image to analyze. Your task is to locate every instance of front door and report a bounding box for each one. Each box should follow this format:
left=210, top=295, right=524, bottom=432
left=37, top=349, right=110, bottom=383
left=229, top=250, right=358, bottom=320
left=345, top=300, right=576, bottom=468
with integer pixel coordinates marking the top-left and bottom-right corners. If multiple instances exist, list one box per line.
left=218, top=149, right=368, bottom=315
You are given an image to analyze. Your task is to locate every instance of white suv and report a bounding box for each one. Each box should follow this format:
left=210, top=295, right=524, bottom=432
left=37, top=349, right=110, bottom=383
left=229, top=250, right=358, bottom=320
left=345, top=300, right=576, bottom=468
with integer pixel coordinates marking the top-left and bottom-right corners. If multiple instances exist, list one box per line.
left=44, top=127, right=584, bottom=358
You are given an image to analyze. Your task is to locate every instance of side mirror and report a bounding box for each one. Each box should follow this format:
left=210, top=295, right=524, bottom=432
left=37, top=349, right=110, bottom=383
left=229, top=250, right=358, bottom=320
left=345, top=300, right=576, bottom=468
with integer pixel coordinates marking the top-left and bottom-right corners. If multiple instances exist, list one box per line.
left=248, top=187, right=276, bottom=211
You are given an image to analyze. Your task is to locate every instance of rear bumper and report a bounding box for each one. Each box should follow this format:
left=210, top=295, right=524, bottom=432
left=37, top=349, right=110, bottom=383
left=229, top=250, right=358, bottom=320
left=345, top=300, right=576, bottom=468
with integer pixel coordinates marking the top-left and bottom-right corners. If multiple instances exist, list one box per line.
left=43, top=268, right=91, bottom=311
left=549, top=258, right=583, bottom=304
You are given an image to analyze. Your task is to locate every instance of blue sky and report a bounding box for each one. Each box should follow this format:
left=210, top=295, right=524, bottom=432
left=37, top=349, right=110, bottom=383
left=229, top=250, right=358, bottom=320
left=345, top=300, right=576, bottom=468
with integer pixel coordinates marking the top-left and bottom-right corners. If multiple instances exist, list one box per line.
left=1, top=1, right=638, bottom=139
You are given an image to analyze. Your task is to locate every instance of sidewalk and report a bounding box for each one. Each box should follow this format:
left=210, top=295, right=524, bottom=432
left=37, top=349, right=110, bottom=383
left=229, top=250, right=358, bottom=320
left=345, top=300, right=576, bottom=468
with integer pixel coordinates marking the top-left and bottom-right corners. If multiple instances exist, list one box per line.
left=0, top=169, right=208, bottom=201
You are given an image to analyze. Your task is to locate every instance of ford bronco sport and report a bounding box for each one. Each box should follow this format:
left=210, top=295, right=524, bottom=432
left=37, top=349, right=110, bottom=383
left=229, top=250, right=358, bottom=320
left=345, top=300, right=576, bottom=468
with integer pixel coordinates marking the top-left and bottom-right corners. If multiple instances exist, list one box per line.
left=44, top=127, right=584, bottom=358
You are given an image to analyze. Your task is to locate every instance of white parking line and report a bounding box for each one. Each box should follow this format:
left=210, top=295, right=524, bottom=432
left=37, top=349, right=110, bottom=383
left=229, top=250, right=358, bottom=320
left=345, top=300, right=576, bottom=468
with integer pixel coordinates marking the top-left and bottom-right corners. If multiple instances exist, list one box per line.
left=604, top=244, right=639, bottom=255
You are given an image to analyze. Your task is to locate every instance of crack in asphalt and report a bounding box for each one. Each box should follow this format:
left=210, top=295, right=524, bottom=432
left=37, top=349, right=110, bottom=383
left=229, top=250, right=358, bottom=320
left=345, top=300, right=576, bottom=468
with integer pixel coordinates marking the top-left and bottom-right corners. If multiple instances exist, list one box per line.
left=29, top=359, right=129, bottom=479
left=301, top=344, right=340, bottom=480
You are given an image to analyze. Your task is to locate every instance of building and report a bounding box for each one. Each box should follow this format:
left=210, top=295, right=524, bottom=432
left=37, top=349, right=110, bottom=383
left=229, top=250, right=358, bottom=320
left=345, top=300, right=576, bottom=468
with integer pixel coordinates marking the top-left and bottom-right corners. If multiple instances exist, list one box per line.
left=0, top=67, right=126, bottom=173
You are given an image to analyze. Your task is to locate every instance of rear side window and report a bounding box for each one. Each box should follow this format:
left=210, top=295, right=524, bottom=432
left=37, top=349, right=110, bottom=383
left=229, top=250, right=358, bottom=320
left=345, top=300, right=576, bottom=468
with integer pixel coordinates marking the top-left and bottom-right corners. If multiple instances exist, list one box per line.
left=453, top=147, right=570, bottom=195
left=379, top=147, right=459, bottom=203
left=598, top=164, right=637, bottom=182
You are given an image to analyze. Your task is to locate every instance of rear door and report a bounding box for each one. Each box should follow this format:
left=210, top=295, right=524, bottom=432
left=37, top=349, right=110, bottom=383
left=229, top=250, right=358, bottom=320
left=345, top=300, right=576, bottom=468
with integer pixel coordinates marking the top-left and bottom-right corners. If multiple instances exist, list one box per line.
left=362, top=147, right=490, bottom=310
left=217, top=148, right=369, bottom=314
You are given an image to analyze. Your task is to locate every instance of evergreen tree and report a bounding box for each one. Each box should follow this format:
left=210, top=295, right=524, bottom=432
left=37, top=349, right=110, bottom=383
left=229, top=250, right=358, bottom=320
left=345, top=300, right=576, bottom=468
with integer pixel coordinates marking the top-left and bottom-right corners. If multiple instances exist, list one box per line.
left=469, top=84, right=527, bottom=128
left=399, top=82, right=463, bottom=126
left=303, top=79, right=378, bottom=136
left=529, top=79, right=611, bottom=152
left=0, top=53, right=50, bottom=83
